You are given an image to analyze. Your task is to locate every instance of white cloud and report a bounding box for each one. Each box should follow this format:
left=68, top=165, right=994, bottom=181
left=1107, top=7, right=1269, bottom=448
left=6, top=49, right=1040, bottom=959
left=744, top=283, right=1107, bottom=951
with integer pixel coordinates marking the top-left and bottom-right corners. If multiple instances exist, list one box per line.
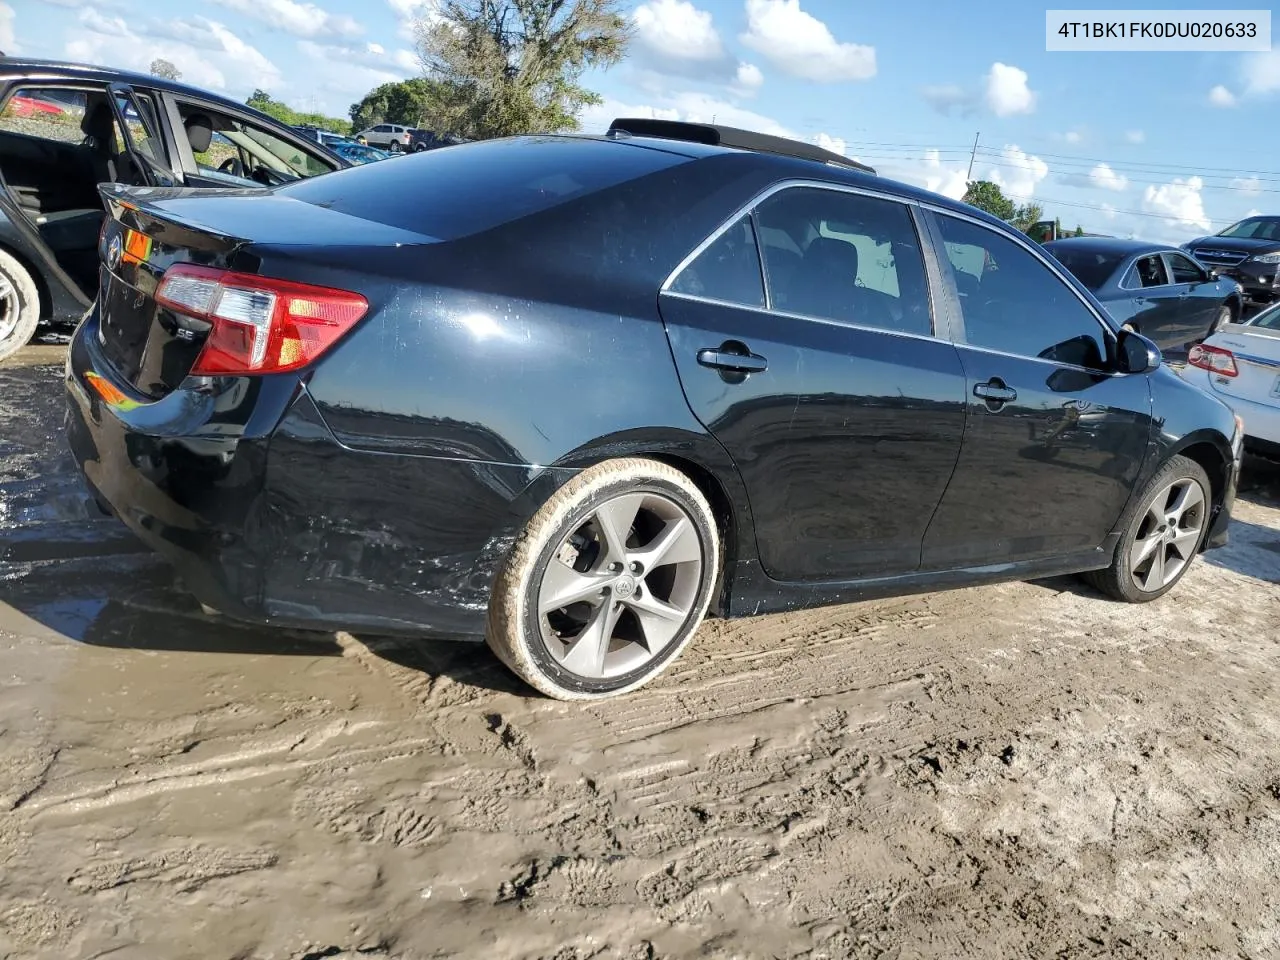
left=740, top=0, right=875, bottom=82
left=1089, top=163, right=1127, bottom=192
left=813, top=132, right=846, bottom=155
left=1230, top=176, right=1262, bottom=196
left=1064, top=131, right=1081, bottom=144
left=1124, top=129, right=1145, bottom=144
left=300, top=39, right=417, bottom=75
left=985, top=144, right=1048, bottom=199
left=1242, top=50, right=1280, bottom=96
left=0, top=1, right=15, bottom=53
left=209, top=0, right=362, bottom=39
left=921, top=83, right=974, bottom=116
left=388, top=0, right=442, bottom=41
left=1243, top=208, right=1262, bottom=219
left=633, top=0, right=723, bottom=61
left=877, top=148, right=969, bottom=201
left=734, top=62, right=764, bottom=92
left=1142, top=176, right=1210, bottom=232
left=1208, top=84, right=1237, bottom=107
left=984, top=62, right=1036, bottom=116
left=80, top=7, right=129, bottom=37
left=67, top=34, right=227, bottom=91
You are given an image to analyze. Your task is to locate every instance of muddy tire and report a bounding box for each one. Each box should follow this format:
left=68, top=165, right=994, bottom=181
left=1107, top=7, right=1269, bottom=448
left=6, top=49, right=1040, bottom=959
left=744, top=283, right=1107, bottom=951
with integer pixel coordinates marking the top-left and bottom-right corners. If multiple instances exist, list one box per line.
left=0, top=248, right=41, bottom=363
left=486, top=458, right=720, bottom=700
left=1083, top=454, right=1212, bottom=603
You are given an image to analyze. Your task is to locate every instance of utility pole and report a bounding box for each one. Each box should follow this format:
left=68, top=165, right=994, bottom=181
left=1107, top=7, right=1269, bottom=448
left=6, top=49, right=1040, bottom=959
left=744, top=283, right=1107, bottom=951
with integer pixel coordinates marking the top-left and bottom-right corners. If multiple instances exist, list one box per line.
left=966, top=131, right=980, bottom=180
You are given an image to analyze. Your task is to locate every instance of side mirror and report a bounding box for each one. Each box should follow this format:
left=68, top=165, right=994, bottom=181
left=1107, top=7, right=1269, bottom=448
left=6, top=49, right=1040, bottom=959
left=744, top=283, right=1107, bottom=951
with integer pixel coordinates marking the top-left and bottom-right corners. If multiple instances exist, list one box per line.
left=1207, top=267, right=1221, bottom=279
left=1118, top=328, right=1162, bottom=374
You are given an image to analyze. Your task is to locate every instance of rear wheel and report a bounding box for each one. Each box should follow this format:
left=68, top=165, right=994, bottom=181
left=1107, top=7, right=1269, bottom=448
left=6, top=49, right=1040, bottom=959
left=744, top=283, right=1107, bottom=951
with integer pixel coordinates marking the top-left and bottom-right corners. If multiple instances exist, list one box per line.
left=486, top=458, right=720, bottom=700
left=1083, top=455, right=1211, bottom=602
left=389, top=140, right=402, bottom=153
left=1208, top=303, right=1233, bottom=337
left=0, top=249, right=40, bottom=363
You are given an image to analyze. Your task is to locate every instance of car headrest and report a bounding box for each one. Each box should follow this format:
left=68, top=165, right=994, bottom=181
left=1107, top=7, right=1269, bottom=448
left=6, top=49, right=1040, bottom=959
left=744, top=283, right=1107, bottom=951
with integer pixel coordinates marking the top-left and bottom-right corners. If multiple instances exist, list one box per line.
left=80, top=102, right=114, bottom=148
left=803, top=236, right=859, bottom=278
left=184, top=113, right=213, bottom=154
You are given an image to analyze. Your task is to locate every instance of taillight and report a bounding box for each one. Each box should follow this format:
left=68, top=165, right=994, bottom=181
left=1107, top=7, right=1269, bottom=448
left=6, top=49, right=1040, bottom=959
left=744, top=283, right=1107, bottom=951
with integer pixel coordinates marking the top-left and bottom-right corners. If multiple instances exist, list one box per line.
left=155, top=263, right=368, bottom=376
left=1187, top=343, right=1238, bottom=377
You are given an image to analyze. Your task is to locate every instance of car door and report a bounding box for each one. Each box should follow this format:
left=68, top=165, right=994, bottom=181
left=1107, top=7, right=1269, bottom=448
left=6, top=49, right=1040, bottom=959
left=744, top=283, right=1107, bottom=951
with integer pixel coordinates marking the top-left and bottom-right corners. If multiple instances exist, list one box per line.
left=1164, top=251, right=1219, bottom=342
left=106, top=84, right=177, bottom=187
left=920, top=209, right=1154, bottom=570
left=659, top=184, right=968, bottom=582
left=1122, top=253, right=1185, bottom=347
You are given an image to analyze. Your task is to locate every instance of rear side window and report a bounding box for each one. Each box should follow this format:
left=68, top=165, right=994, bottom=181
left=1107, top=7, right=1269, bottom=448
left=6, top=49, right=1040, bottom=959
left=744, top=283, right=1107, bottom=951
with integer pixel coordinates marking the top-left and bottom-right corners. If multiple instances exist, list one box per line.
left=278, top=137, right=691, bottom=241
left=668, top=216, right=765, bottom=306
left=1128, top=254, right=1169, bottom=288
left=0, top=87, right=91, bottom=144
left=754, top=187, right=932, bottom=336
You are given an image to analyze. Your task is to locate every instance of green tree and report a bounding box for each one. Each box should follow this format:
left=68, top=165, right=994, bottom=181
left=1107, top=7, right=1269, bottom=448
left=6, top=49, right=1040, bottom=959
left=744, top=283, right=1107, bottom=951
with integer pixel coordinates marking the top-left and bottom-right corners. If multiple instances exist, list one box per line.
left=245, top=90, right=351, bottom=134
left=348, top=78, right=464, bottom=131
left=1011, top=202, right=1044, bottom=233
left=962, top=180, right=1016, bottom=221
left=414, top=0, right=630, bottom=139
left=1073, top=224, right=1085, bottom=236
left=150, top=58, right=181, bottom=81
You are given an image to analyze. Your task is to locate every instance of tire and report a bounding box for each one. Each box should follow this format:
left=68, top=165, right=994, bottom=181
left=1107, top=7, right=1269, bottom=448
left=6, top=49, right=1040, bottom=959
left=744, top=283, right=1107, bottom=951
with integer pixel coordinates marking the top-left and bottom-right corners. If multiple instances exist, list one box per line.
left=1083, top=454, right=1212, bottom=603
left=0, top=248, right=41, bottom=363
left=1208, top=303, right=1233, bottom=337
left=486, top=458, right=720, bottom=700
left=389, top=140, right=402, bottom=153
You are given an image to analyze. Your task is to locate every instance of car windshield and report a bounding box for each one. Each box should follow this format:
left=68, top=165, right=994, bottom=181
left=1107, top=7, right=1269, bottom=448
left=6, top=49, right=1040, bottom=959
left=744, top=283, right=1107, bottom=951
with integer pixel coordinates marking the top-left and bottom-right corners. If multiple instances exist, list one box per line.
left=1217, top=217, right=1280, bottom=241
left=1044, top=246, right=1125, bottom=289
left=1247, top=303, right=1280, bottom=330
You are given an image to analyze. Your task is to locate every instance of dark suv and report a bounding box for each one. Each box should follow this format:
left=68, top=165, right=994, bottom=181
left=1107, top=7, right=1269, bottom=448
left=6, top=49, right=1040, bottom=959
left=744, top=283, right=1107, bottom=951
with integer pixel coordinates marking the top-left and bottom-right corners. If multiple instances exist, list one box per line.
left=65, top=119, right=1244, bottom=700
left=1184, top=215, right=1280, bottom=309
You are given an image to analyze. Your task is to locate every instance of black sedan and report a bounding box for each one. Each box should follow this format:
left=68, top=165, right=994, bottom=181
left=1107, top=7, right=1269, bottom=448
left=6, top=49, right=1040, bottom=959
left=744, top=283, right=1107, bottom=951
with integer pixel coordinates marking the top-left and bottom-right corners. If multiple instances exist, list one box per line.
left=1043, top=237, right=1243, bottom=352
left=0, top=58, right=349, bottom=361
left=65, top=120, right=1243, bottom=699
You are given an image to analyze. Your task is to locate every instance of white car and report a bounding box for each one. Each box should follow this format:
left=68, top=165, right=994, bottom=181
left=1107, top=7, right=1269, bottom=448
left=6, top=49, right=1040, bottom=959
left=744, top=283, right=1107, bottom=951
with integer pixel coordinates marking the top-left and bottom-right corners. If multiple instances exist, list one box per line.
left=1180, top=303, right=1280, bottom=458
left=354, top=123, right=413, bottom=152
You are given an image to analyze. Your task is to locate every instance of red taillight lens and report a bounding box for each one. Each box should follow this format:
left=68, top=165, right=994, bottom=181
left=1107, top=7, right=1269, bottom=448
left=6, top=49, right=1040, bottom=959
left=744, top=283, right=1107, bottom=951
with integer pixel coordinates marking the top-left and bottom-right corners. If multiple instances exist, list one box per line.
left=1187, top=343, right=1238, bottom=378
left=155, top=264, right=368, bottom=376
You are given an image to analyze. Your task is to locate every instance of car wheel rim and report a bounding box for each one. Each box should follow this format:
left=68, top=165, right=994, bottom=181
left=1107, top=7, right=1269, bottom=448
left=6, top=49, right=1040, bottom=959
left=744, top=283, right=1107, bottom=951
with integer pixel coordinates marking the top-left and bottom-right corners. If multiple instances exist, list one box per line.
left=1129, top=477, right=1206, bottom=592
left=0, top=276, right=18, bottom=341
left=537, top=491, right=704, bottom=680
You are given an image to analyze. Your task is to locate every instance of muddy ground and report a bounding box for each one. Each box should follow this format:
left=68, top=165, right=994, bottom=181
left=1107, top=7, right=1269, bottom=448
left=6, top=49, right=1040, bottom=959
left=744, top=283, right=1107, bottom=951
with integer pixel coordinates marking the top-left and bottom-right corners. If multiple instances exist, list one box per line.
left=1, top=343, right=1279, bottom=960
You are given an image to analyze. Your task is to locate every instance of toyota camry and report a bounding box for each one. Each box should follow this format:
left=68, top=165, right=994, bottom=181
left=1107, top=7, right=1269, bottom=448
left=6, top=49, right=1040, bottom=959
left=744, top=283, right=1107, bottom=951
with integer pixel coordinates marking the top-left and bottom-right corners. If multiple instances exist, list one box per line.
left=66, top=119, right=1243, bottom=699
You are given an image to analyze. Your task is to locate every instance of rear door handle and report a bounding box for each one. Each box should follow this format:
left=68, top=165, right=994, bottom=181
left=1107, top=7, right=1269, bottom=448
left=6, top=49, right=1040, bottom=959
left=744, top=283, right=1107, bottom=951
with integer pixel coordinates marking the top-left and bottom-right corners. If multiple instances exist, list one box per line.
left=697, top=347, right=768, bottom=373
left=974, top=379, right=1017, bottom=403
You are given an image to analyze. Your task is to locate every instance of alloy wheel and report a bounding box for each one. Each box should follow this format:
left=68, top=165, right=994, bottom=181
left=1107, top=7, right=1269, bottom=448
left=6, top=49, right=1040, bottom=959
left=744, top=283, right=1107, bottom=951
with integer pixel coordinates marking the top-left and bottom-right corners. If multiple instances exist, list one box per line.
left=0, top=276, right=18, bottom=342
left=1129, top=477, right=1206, bottom=592
left=537, top=491, right=704, bottom=679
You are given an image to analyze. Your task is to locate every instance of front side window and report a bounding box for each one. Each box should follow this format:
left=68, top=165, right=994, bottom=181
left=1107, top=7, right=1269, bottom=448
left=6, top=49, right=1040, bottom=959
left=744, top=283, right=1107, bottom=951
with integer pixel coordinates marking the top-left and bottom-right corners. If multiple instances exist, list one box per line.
left=181, top=102, right=334, bottom=184
left=1166, top=253, right=1206, bottom=284
left=936, top=213, right=1108, bottom=370
left=753, top=187, right=932, bottom=336
left=668, top=215, right=765, bottom=307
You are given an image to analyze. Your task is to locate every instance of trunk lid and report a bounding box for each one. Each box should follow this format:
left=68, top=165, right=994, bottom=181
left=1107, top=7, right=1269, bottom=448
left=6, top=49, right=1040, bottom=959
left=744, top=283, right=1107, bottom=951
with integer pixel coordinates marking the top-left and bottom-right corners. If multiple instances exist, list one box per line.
left=1203, top=324, right=1280, bottom=406
left=94, top=183, right=431, bottom=399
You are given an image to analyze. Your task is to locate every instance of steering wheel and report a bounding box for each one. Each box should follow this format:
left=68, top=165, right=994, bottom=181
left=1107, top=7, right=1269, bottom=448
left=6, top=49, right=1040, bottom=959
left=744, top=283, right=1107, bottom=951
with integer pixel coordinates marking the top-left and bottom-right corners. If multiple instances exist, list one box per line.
left=218, top=156, right=244, bottom=178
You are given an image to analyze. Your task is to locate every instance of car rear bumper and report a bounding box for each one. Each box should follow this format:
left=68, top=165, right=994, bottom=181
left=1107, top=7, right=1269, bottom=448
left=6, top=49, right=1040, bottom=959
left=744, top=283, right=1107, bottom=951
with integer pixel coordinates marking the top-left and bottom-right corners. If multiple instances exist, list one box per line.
left=1178, top=363, right=1280, bottom=446
left=64, top=309, right=547, bottom=639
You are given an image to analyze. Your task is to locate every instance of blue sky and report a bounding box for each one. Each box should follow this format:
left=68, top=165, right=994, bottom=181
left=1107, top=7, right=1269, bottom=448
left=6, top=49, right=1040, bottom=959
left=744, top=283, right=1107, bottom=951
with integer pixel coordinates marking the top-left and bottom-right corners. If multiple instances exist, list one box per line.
left=4, top=0, right=1279, bottom=242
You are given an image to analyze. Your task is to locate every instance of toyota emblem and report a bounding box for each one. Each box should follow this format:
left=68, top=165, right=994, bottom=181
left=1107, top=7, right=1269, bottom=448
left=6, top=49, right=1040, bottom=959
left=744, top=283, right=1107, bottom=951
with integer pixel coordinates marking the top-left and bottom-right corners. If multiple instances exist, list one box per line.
left=106, top=233, right=122, bottom=271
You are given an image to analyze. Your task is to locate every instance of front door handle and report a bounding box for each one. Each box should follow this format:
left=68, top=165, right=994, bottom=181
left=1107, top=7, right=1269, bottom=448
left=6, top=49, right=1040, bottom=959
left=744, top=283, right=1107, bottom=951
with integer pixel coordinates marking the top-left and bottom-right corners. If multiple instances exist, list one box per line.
left=974, top=379, right=1017, bottom=404
left=697, top=346, right=768, bottom=374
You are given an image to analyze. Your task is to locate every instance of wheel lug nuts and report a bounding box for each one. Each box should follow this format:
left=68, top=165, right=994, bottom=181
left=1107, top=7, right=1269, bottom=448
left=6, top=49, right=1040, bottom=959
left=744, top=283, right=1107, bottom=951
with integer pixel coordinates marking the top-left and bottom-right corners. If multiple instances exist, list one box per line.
left=629, top=561, right=643, bottom=574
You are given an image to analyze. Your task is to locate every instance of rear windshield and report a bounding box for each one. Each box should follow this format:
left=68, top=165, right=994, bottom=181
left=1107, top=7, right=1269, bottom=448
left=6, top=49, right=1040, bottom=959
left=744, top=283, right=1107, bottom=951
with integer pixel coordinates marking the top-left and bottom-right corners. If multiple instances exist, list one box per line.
left=1044, top=246, right=1124, bottom=290
left=276, top=136, right=690, bottom=241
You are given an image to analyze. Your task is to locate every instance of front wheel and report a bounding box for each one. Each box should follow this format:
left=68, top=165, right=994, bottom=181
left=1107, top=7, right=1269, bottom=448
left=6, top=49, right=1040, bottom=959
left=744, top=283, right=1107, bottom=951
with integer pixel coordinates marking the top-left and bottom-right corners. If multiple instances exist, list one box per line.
left=0, top=248, right=41, bottom=363
left=1083, top=455, right=1211, bottom=602
left=486, top=458, right=720, bottom=700
left=1208, top=304, right=1233, bottom=337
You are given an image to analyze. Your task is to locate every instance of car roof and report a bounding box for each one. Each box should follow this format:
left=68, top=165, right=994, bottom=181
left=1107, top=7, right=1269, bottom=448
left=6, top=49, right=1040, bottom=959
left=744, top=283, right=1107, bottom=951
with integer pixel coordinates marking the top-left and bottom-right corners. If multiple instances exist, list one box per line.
left=1043, top=236, right=1172, bottom=257
left=576, top=131, right=1017, bottom=233
left=0, top=57, right=258, bottom=116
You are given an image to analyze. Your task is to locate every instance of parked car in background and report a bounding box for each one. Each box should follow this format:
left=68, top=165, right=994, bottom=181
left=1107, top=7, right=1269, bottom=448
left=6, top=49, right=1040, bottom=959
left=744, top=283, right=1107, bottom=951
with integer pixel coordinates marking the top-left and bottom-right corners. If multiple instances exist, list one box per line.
left=331, top=141, right=396, bottom=164
left=355, top=122, right=413, bottom=151
left=1182, top=215, right=1280, bottom=311
left=408, top=129, right=469, bottom=151
left=66, top=119, right=1242, bottom=700
left=0, top=58, right=350, bottom=361
left=1043, top=237, right=1242, bottom=351
left=1180, top=302, right=1280, bottom=459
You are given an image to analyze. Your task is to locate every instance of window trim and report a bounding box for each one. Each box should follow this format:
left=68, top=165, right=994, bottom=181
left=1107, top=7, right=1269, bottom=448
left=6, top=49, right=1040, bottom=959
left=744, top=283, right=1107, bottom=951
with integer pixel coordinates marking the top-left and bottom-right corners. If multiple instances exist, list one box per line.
left=662, top=178, right=941, bottom=341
